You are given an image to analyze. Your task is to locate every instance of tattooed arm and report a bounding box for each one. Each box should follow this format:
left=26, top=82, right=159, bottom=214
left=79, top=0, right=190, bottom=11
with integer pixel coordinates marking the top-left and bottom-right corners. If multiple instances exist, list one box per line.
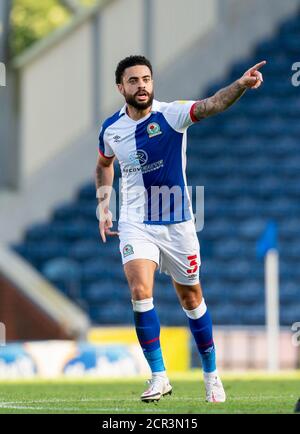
left=95, top=155, right=118, bottom=242
left=192, top=60, right=267, bottom=121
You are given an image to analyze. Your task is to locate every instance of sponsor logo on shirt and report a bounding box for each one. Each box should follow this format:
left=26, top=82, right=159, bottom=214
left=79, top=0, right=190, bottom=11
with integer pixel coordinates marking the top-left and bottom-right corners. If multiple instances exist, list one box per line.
left=125, top=149, right=164, bottom=174
left=123, top=244, right=134, bottom=257
left=128, top=150, right=148, bottom=166
left=123, top=160, right=164, bottom=174
left=147, top=122, right=162, bottom=138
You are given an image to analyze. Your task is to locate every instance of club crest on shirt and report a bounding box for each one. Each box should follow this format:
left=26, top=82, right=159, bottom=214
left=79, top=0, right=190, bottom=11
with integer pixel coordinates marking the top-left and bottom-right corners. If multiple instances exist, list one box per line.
left=147, top=122, right=162, bottom=138
left=123, top=244, right=134, bottom=257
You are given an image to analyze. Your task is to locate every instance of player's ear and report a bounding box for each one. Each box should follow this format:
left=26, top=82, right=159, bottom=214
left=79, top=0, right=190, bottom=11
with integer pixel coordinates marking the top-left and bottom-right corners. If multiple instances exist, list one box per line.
left=117, top=83, right=124, bottom=96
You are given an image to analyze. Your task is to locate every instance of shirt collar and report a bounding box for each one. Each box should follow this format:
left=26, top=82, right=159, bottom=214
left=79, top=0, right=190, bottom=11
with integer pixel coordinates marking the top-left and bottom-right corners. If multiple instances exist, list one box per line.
left=119, top=99, right=160, bottom=116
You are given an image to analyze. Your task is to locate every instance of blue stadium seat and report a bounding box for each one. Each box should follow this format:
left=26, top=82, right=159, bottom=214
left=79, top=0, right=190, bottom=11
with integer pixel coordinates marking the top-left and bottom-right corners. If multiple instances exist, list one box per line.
left=279, top=16, right=300, bottom=36
left=211, top=304, right=240, bottom=325
left=81, top=258, right=124, bottom=284
left=188, top=139, right=227, bottom=160
left=280, top=305, right=300, bottom=326
left=89, top=302, right=133, bottom=325
left=156, top=304, right=186, bottom=326
left=236, top=98, right=279, bottom=118
left=279, top=99, right=300, bottom=120
left=267, top=198, right=300, bottom=219
left=52, top=203, right=79, bottom=222
left=77, top=182, right=96, bottom=200
left=15, top=242, right=70, bottom=269
left=237, top=219, right=266, bottom=241
left=155, top=286, right=177, bottom=303
left=25, top=223, right=58, bottom=243
left=68, top=240, right=103, bottom=261
left=228, top=137, right=263, bottom=158
left=202, top=219, right=236, bottom=241
left=230, top=282, right=264, bottom=306
left=52, top=201, right=98, bottom=223
left=204, top=282, right=225, bottom=305
left=280, top=218, right=300, bottom=241
left=220, top=118, right=254, bottom=138
left=204, top=199, right=234, bottom=219
left=84, top=281, right=129, bottom=303
left=280, top=35, right=300, bottom=55
left=262, top=57, right=292, bottom=77
left=255, top=38, right=282, bottom=58
left=42, top=257, right=82, bottom=299
left=280, top=281, right=300, bottom=306
left=240, top=304, right=265, bottom=325
left=213, top=239, right=249, bottom=261
left=280, top=242, right=300, bottom=261
left=223, top=258, right=263, bottom=283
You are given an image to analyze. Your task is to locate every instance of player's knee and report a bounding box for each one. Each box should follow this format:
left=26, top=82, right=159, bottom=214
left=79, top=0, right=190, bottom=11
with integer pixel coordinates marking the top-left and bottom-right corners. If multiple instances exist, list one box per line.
left=131, top=285, right=152, bottom=301
left=180, top=288, right=202, bottom=310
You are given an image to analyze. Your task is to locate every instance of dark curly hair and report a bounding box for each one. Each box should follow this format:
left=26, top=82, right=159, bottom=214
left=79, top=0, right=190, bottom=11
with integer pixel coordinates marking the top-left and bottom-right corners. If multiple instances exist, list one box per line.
left=115, top=55, right=153, bottom=84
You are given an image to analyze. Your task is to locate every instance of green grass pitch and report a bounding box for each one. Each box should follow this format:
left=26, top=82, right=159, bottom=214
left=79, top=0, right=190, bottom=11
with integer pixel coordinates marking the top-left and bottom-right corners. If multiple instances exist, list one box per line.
left=0, top=371, right=299, bottom=414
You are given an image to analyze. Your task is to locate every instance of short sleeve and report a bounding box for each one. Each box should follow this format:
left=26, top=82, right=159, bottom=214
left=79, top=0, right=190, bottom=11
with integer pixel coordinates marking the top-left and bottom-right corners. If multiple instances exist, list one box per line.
left=98, top=126, right=115, bottom=159
left=163, top=100, right=199, bottom=132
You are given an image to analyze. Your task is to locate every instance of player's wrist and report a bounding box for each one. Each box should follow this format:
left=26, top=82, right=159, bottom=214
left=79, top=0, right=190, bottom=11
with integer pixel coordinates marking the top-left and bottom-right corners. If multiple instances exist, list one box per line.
left=237, top=78, right=248, bottom=90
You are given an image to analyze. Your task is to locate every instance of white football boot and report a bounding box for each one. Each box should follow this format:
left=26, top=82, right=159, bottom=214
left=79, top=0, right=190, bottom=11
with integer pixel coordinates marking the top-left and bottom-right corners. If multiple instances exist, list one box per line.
left=140, top=376, right=173, bottom=402
left=204, top=372, right=226, bottom=403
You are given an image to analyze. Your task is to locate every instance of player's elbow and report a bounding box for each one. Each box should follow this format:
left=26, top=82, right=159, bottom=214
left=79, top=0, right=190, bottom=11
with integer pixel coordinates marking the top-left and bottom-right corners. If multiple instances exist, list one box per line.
left=97, top=154, right=114, bottom=168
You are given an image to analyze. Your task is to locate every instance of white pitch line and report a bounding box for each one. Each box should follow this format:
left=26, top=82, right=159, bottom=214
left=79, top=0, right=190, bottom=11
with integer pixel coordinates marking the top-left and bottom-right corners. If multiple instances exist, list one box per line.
left=0, top=397, right=176, bottom=405
left=0, top=404, right=170, bottom=413
left=0, top=394, right=295, bottom=411
left=0, top=395, right=291, bottom=406
left=0, top=405, right=80, bottom=411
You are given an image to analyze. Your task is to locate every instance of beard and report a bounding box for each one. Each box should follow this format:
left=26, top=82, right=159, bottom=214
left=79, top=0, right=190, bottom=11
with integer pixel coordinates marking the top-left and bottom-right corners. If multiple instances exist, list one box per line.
left=124, top=90, right=154, bottom=110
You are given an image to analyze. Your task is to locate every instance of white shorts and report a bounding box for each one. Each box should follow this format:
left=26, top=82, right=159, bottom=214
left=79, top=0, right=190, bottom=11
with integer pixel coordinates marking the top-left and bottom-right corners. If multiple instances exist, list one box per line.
left=118, top=220, right=201, bottom=285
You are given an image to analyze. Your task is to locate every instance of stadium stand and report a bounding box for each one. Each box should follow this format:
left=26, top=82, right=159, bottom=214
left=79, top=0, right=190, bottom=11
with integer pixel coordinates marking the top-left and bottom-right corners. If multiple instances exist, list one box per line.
left=12, top=10, right=300, bottom=326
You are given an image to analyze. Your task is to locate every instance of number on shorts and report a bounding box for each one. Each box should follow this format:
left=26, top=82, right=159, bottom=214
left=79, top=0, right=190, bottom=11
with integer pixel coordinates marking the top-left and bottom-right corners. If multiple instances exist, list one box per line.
left=187, top=254, right=198, bottom=274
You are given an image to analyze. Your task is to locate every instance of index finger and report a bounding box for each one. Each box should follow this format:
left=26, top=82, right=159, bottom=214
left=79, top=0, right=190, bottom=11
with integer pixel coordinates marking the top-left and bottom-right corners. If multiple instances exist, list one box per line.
left=100, top=222, right=106, bottom=243
left=250, top=60, right=267, bottom=72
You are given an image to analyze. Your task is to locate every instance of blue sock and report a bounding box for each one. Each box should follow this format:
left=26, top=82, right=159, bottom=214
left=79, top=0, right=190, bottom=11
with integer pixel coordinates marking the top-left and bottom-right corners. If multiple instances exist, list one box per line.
left=184, top=302, right=216, bottom=373
left=133, top=306, right=166, bottom=374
